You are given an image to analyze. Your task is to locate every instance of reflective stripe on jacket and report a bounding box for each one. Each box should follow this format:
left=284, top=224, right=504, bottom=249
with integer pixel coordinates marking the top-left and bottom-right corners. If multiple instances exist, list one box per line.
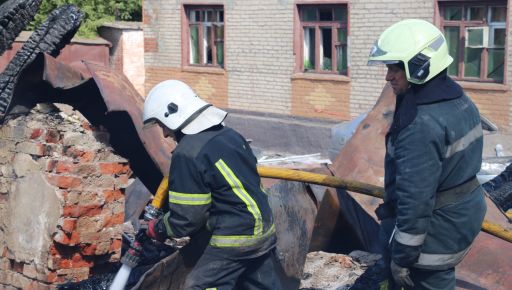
left=384, top=94, right=486, bottom=270
left=162, top=125, right=276, bottom=257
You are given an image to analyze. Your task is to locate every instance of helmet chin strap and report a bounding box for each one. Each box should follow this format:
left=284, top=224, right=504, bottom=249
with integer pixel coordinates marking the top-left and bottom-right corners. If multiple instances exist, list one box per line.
left=175, top=104, right=212, bottom=132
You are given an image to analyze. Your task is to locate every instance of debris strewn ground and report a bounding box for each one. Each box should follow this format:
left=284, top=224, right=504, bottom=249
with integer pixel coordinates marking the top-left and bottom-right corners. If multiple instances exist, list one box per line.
left=299, top=251, right=381, bottom=290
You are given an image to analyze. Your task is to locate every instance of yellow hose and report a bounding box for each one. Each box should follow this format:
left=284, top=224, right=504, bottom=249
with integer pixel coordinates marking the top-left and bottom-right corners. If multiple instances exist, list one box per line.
left=151, top=176, right=169, bottom=209
left=257, top=166, right=512, bottom=244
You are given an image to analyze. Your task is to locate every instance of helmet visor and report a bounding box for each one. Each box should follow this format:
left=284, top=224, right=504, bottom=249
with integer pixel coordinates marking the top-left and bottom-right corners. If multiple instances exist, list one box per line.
left=367, top=59, right=400, bottom=66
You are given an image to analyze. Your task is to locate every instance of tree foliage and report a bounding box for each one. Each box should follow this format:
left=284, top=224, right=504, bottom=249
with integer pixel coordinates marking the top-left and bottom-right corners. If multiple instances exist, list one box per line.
left=27, top=0, right=141, bottom=38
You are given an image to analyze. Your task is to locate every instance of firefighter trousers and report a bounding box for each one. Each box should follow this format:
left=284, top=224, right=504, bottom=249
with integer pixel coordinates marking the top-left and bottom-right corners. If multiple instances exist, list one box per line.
left=183, top=248, right=282, bottom=290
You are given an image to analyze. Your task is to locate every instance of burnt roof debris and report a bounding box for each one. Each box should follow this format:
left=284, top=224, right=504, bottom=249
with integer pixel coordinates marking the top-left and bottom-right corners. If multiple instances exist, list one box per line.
left=0, top=0, right=42, bottom=56
left=0, top=2, right=171, bottom=193
left=0, top=4, right=84, bottom=122
left=1, top=51, right=172, bottom=193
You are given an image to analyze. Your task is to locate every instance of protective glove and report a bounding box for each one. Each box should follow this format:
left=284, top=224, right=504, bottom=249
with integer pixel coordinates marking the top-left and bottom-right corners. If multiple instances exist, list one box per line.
left=390, top=260, right=414, bottom=288
left=145, top=218, right=168, bottom=243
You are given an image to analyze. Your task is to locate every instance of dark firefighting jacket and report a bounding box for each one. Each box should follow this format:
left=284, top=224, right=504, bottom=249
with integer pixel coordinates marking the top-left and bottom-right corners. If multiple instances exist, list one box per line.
left=382, top=72, right=487, bottom=270
left=161, top=125, right=276, bottom=258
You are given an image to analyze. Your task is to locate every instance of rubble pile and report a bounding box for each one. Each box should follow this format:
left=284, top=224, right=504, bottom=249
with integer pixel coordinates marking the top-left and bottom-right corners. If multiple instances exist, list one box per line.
left=299, top=251, right=381, bottom=290
left=0, top=106, right=130, bottom=288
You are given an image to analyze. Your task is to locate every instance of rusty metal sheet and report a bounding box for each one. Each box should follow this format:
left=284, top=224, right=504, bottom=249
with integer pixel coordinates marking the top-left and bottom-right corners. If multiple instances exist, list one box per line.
left=0, top=39, right=110, bottom=72
left=84, top=61, right=174, bottom=175
left=42, top=52, right=87, bottom=87
left=330, top=84, right=512, bottom=289
left=6, top=53, right=171, bottom=192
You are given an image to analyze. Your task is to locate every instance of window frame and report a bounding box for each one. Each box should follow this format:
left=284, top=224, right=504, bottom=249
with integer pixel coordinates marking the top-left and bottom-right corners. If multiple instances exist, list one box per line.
left=182, top=5, right=225, bottom=69
left=438, top=0, right=508, bottom=83
left=295, top=2, right=349, bottom=76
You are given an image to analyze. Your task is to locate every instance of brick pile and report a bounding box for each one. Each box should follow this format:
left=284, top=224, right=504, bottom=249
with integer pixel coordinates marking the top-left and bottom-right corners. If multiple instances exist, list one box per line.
left=0, top=105, right=131, bottom=289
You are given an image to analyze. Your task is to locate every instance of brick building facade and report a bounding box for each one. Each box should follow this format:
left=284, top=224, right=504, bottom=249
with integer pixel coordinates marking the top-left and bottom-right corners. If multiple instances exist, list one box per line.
left=143, top=0, right=512, bottom=131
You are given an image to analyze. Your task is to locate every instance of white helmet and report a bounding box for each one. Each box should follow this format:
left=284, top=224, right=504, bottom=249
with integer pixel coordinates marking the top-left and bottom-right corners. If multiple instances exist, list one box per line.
left=143, top=80, right=227, bottom=134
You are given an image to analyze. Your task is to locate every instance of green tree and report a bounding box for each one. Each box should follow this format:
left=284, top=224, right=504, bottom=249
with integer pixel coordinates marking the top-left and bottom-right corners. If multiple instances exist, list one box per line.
left=27, top=0, right=141, bottom=38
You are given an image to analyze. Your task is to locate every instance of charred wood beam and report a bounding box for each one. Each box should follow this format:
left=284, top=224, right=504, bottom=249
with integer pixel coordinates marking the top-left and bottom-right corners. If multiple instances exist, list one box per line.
left=0, top=0, right=42, bottom=55
left=0, top=4, right=83, bottom=123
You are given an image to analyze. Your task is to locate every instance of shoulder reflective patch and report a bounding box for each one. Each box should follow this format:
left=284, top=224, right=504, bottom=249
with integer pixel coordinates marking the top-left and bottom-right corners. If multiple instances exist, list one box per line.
left=210, top=224, right=275, bottom=247
left=393, top=226, right=426, bottom=246
left=445, top=124, right=483, bottom=158
left=215, top=159, right=263, bottom=235
left=169, top=191, right=212, bottom=205
left=416, top=246, right=470, bottom=266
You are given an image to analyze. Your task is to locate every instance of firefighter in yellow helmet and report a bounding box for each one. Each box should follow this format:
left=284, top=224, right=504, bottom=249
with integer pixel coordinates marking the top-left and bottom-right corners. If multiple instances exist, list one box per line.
left=368, top=19, right=486, bottom=290
left=142, top=80, right=281, bottom=289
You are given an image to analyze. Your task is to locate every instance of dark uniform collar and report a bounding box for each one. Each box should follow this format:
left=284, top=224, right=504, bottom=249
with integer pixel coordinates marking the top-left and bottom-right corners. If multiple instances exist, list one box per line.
left=388, top=70, right=463, bottom=141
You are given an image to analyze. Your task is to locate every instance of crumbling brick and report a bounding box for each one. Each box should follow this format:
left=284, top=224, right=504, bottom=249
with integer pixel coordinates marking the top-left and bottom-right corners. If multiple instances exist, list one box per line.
left=99, top=162, right=131, bottom=175
left=63, top=204, right=102, bottom=218
left=22, top=263, right=38, bottom=279
left=9, top=259, right=23, bottom=273
left=60, top=218, right=77, bottom=234
left=16, top=142, right=45, bottom=156
left=46, top=174, right=82, bottom=189
left=44, top=129, right=61, bottom=144
left=1, top=109, right=128, bottom=287
left=102, top=212, right=124, bottom=228
left=53, top=229, right=80, bottom=246
left=103, top=189, right=123, bottom=203
left=29, top=128, right=44, bottom=140
left=80, top=244, right=97, bottom=256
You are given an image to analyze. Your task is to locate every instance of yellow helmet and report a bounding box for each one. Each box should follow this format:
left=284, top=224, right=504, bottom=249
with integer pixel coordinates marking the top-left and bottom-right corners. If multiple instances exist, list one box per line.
left=368, top=19, right=453, bottom=84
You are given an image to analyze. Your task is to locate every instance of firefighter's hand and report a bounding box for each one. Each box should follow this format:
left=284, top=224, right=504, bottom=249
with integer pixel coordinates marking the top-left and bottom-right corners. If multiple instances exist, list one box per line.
left=145, top=218, right=168, bottom=243
left=390, top=260, right=414, bottom=288
left=167, top=237, right=191, bottom=248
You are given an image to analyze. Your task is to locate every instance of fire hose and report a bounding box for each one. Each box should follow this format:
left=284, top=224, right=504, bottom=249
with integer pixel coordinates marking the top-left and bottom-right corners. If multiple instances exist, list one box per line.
left=109, top=166, right=511, bottom=289
left=145, top=167, right=512, bottom=244
left=256, top=166, right=512, bottom=244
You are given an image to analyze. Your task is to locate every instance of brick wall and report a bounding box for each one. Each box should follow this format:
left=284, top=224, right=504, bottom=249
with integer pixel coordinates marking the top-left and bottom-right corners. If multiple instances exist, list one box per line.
left=0, top=107, right=129, bottom=288
left=146, top=66, right=228, bottom=107
left=144, top=0, right=512, bottom=130
left=349, top=0, right=434, bottom=117
left=99, top=23, right=145, bottom=96
left=291, top=77, right=351, bottom=120
left=466, top=87, right=510, bottom=129
left=225, top=0, right=294, bottom=114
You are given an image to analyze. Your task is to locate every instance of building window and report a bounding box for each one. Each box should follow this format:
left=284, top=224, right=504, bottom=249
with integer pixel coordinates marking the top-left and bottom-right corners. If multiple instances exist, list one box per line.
left=185, top=6, right=224, bottom=68
left=298, top=4, right=348, bottom=75
left=439, top=1, right=507, bottom=83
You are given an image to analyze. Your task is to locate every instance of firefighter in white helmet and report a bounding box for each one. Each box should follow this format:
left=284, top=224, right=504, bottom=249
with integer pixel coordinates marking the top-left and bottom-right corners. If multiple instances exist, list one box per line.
left=142, top=80, right=281, bottom=290
left=368, top=19, right=486, bottom=289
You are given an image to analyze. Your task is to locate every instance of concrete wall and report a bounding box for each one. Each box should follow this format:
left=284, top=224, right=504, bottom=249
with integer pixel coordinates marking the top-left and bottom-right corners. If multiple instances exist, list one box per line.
left=144, top=0, right=512, bottom=132
left=0, top=107, right=128, bottom=288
